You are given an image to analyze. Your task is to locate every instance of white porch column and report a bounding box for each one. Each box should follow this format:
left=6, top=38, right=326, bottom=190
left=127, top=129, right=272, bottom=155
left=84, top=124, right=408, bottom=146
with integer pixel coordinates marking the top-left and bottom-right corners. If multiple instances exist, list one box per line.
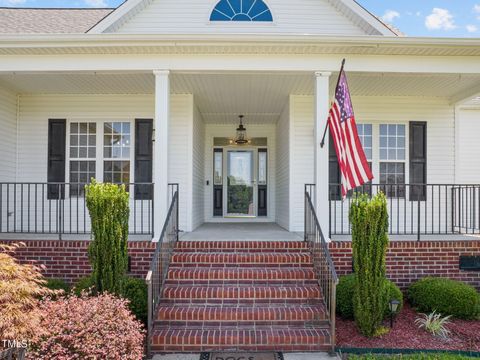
left=153, top=70, right=170, bottom=241
left=314, top=71, right=331, bottom=238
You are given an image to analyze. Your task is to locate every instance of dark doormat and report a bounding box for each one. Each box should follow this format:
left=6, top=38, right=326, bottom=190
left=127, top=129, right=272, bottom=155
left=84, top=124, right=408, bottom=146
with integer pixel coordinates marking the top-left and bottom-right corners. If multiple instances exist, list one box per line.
left=201, top=353, right=284, bottom=360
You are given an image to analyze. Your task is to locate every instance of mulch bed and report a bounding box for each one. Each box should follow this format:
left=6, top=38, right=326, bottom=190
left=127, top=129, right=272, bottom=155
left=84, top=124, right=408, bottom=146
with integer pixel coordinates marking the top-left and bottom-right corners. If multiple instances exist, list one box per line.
left=336, top=304, right=480, bottom=352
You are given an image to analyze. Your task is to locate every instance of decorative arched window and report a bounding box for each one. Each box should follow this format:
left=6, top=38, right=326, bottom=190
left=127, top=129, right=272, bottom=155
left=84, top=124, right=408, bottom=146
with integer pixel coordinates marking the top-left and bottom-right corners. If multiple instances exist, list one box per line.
left=210, top=0, right=273, bottom=22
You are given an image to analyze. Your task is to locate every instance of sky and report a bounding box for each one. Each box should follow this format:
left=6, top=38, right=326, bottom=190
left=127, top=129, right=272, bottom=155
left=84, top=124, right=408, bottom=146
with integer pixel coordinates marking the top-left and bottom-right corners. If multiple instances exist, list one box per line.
left=1, top=0, right=480, bottom=38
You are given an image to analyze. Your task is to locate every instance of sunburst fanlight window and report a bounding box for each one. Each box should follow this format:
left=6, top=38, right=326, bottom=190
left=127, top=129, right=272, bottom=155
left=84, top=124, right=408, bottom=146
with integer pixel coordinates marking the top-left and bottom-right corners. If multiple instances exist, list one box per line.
left=210, top=0, right=273, bottom=22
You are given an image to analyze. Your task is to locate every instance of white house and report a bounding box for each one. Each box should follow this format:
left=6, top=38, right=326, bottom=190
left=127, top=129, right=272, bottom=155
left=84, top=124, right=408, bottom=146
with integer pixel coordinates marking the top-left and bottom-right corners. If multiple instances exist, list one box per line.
left=1, top=0, right=480, bottom=354
left=1, top=1, right=479, bottom=239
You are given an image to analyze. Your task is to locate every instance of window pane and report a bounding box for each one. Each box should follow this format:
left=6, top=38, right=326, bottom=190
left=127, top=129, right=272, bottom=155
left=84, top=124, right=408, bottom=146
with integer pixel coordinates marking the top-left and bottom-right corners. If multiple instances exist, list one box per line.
left=379, top=161, right=406, bottom=198
left=103, top=122, right=131, bottom=161
left=69, top=160, right=95, bottom=196
left=70, top=122, right=96, bottom=160
left=104, top=160, right=130, bottom=187
left=357, top=123, right=373, bottom=161
left=379, top=124, right=406, bottom=161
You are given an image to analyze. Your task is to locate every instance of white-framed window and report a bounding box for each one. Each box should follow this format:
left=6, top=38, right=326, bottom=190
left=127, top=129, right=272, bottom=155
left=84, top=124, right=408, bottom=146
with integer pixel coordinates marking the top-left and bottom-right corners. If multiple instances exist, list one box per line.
left=67, top=120, right=133, bottom=195
left=379, top=124, right=406, bottom=198
left=69, top=122, right=96, bottom=195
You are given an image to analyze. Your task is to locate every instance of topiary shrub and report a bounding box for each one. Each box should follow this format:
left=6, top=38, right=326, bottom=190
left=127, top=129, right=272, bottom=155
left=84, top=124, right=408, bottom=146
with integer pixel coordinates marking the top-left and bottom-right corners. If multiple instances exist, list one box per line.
left=86, top=180, right=130, bottom=295
left=408, top=277, right=480, bottom=320
left=350, top=193, right=389, bottom=337
left=337, top=274, right=403, bottom=319
left=28, top=293, right=145, bottom=360
left=121, top=277, right=148, bottom=325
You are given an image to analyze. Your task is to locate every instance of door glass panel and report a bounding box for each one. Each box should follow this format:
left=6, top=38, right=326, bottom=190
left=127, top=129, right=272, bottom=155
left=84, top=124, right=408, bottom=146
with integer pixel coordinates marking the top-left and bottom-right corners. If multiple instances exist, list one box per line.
left=214, top=151, right=223, bottom=185
left=258, top=151, right=267, bottom=185
left=227, top=151, right=254, bottom=216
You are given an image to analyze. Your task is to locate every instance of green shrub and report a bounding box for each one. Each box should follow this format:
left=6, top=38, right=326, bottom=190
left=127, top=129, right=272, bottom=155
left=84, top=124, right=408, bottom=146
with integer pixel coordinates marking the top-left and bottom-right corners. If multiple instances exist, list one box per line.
left=73, top=275, right=147, bottom=324
left=337, top=274, right=403, bottom=319
left=44, top=278, right=70, bottom=293
left=73, top=275, right=96, bottom=296
left=121, top=277, right=148, bottom=325
left=350, top=193, right=389, bottom=337
left=86, top=180, right=130, bottom=295
left=408, top=277, right=480, bottom=320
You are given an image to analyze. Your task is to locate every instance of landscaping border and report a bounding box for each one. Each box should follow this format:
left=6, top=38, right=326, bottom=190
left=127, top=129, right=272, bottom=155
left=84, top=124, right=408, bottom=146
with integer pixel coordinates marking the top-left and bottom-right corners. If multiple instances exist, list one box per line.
left=336, top=347, right=480, bottom=358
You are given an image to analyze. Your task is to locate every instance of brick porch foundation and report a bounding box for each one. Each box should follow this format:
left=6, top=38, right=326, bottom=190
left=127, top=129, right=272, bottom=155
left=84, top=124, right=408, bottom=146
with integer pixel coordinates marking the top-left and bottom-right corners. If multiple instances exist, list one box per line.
left=0, top=239, right=155, bottom=283
left=1, top=239, right=479, bottom=289
left=329, top=240, right=480, bottom=289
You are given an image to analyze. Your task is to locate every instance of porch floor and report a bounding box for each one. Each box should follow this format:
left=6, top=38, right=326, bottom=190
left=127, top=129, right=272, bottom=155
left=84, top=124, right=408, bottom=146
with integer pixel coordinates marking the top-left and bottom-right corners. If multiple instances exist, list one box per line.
left=180, top=223, right=303, bottom=241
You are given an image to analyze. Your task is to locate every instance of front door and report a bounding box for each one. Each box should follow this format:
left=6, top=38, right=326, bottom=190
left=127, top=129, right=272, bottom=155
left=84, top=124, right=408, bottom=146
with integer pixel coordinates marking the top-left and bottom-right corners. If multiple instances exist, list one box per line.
left=226, top=150, right=255, bottom=217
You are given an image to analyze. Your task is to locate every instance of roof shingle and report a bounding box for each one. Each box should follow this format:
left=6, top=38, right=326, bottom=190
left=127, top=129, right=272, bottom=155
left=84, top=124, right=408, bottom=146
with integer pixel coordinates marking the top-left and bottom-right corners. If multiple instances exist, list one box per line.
left=0, top=8, right=113, bottom=34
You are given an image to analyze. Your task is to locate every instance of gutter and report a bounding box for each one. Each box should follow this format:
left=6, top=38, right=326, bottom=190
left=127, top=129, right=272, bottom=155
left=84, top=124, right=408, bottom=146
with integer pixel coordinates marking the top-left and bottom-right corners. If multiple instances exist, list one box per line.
left=0, top=33, right=479, bottom=49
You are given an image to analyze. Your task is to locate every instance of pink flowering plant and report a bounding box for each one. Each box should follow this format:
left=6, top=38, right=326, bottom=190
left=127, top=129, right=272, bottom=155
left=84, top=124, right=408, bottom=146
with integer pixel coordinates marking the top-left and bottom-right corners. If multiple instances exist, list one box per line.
left=27, top=292, right=145, bottom=360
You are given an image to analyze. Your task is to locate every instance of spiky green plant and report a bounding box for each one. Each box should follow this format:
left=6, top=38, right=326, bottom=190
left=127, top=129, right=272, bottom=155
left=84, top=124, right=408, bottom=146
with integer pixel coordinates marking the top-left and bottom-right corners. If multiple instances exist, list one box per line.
left=350, top=192, right=389, bottom=337
left=85, top=180, right=129, bottom=295
left=415, top=311, right=452, bottom=339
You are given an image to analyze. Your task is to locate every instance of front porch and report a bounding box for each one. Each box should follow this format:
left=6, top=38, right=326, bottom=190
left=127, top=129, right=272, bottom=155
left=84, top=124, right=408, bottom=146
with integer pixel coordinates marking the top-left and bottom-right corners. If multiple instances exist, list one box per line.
left=0, top=70, right=480, bottom=239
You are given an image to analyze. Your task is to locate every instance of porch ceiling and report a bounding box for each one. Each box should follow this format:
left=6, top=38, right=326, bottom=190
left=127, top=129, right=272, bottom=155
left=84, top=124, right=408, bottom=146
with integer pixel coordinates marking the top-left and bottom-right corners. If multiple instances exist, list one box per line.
left=1, top=72, right=480, bottom=123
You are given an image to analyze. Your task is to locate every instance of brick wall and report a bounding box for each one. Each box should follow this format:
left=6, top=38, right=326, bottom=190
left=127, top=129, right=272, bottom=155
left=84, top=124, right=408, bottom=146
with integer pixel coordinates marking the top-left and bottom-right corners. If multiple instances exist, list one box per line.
left=329, top=240, right=480, bottom=290
left=0, top=240, right=156, bottom=283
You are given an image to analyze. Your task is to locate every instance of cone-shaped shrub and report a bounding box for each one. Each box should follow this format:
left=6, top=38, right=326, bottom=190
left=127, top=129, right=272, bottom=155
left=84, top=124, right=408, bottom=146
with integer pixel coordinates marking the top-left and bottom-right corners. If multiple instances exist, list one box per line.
left=350, top=192, right=389, bottom=337
left=86, top=180, right=129, bottom=294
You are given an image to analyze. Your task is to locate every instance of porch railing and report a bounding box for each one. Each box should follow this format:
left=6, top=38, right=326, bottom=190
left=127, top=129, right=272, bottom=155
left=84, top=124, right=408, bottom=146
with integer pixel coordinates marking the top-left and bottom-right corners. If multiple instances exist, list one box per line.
left=145, top=183, right=179, bottom=358
left=304, top=184, right=338, bottom=353
left=0, top=182, right=157, bottom=236
left=329, top=183, right=480, bottom=239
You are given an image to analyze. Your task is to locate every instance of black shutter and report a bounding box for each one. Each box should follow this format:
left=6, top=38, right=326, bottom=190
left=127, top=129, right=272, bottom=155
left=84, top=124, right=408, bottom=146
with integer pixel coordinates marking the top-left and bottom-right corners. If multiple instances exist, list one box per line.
left=409, top=121, right=427, bottom=201
left=258, top=148, right=267, bottom=217
left=47, top=119, right=66, bottom=200
left=328, top=132, right=341, bottom=200
left=135, top=119, right=153, bottom=200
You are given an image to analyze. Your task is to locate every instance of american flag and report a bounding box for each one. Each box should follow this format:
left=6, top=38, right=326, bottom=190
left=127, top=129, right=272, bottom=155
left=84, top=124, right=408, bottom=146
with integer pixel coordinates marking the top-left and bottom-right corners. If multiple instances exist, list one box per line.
left=328, top=67, right=374, bottom=198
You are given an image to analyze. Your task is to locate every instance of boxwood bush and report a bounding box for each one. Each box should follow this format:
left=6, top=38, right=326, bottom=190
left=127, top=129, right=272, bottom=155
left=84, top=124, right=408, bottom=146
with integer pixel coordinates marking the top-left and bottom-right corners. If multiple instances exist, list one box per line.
left=337, top=273, right=403, bottom=319
left=44, top=278, right=71, bottom=293
left=408, top=277, right=480, bottom=320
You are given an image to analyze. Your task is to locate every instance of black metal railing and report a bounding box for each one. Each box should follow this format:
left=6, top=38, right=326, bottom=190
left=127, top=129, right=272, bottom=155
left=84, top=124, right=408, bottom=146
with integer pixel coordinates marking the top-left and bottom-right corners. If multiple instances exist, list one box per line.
left=145, top=183, right=179, bottom=358
left=304, top=184, right=338, bottom=353
left=0, top=182, right=154, bottom=236
left=329, top=183, right=480, bottom=240
left=452, top=185, right=480, bottom=235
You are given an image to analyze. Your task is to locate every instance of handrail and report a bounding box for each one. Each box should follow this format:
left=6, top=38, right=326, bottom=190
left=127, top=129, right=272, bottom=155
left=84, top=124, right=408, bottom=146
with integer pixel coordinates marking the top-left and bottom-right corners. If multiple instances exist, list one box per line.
left=304, top=184, right=338, bottom=353
left=146, top=183, right=179, bottom=358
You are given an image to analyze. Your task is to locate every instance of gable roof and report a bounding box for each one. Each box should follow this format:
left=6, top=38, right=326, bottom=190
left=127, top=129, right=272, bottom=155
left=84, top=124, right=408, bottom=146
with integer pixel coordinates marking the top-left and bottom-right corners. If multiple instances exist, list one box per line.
left=0, top=8, right=113, bottom=34
left=88, top=0, right=398, bottom=36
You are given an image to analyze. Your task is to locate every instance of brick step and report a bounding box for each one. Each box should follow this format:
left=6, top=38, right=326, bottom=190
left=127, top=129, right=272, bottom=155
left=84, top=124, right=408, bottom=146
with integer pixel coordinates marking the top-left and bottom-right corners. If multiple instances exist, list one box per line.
left=156, top=304, right=328, bottom=325
left=162, top=285, right=321, bottom=301
left=166, top=267, right=316, bottom=284
left=175, top=241, right=308, bottom=253
left=150, top=325, right=331, bottom=353
left=170, top=253, right=312, bottom=267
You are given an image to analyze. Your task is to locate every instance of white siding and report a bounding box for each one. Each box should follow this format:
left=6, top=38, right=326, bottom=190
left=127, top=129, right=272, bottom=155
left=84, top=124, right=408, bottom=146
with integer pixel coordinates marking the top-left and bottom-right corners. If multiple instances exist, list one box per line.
left=16, top=94, right=193, bottom=233
left=290, top=95, right=456, bottom=232
left=0, top=88, right=17, bottom=182
left=275, top=101, right=289, bottom=230
left=204, top=124, right=276, bottom=222
left=456, top=108, right=480, bottom=184
left=112, top=0, right=368, bottom=35
left=191, top=100, right=205, bottom=230
left=290, top=95, right=314, bottom=232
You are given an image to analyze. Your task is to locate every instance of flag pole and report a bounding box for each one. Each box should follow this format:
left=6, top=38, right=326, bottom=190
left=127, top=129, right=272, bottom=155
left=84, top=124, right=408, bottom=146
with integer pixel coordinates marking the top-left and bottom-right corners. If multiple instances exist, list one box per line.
left=320, top=58, right=346, bottom=148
